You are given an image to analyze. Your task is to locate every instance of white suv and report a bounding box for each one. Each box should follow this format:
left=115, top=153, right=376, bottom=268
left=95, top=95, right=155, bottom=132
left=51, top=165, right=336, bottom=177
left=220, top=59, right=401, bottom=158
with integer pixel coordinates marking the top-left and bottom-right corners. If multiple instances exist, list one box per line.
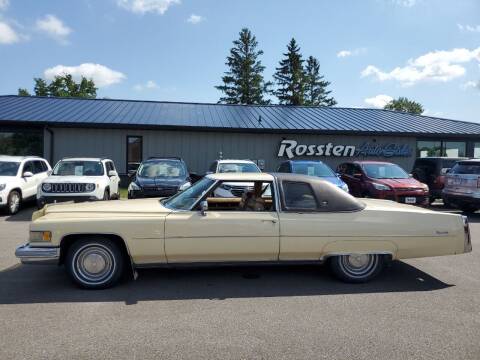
left=38, top=158, right=120, bottom=207
left=0, top=156, right=52, bottom=214
left=208, top=159, right=265, bottom=197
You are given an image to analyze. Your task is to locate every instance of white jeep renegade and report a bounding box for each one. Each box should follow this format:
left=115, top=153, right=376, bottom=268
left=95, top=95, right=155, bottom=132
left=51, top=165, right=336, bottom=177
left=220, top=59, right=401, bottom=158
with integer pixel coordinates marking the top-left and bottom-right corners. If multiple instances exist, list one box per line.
left=0, top=156, right=52, bottom=214
left=37, top=158, right=120, bottom=207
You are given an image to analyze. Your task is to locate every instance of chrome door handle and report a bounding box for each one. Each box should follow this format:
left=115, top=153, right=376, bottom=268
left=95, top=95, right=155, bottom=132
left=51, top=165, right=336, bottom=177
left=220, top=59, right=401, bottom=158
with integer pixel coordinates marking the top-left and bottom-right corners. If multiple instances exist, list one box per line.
left=262, top=219, right=277, bottom=224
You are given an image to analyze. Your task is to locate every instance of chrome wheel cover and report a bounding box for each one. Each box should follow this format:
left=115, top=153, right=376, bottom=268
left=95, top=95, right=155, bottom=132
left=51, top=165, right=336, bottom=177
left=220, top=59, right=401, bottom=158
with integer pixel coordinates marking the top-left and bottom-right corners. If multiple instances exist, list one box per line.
left=338, top=254, right=378, bottom=279
left=9, top=193, right=20, bottom=213
left=72, top=244, right=116, bottom=285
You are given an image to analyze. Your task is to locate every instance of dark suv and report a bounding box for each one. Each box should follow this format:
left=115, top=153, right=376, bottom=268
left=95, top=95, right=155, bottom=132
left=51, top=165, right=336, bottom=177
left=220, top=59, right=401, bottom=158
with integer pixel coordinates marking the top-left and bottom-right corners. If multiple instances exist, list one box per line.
left=128, top=157, right=192, bottom=198
left=411, top=157, right=466, bottom=204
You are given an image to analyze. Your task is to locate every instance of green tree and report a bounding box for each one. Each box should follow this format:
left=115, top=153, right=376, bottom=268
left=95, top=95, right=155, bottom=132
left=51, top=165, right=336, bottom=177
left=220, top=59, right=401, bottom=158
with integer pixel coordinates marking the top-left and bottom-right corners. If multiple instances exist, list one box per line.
left=304, top=56, right=336, bottom=106
left=384, top=97, right=424, bottom=114
left=273, top=38, right=306, bottom=105
left=17, top=88, right=30, bottom=96
left=216, top=28, right=271, bottom=104
left=19, top=75, right=97, bottom=98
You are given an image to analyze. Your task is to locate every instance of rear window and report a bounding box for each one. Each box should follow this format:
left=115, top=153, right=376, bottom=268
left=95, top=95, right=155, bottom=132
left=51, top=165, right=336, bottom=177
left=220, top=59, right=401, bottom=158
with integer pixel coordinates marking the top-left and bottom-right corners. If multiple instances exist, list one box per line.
left=450, top=162, right=480, bottom=175
left=291, top=162, right=335, bottom=177
left=217, top=162, right=260, bottom=173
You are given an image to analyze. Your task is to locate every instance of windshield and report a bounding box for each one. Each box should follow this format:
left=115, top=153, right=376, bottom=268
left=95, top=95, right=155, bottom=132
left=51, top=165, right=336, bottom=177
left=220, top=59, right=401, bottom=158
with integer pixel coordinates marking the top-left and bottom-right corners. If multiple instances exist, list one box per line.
left=450, top=162, right=480, bottom=175
left=138, top=160, right=186, bottom=178
left=292, top=162, right=335, bottom=177
left=53, top=161, right=104, bottom=176
left=163, top=177, right=215, bottom=210
left=362, top=163, right=409, bottom=179
left=217, top=162, right=260, bottom=173
left=0, top=161, right=20, bottom=176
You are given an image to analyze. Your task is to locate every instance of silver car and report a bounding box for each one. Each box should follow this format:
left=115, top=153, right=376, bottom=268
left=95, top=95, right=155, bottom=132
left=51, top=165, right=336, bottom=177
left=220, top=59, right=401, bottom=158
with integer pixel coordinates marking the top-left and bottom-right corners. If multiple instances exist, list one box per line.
left=443, top=159, right=480, bottom=213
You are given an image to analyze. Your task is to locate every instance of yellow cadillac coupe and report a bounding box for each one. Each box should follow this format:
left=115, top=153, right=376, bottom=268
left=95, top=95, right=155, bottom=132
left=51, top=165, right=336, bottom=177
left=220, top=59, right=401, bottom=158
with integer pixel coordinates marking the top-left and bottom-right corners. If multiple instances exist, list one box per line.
left=16, top=172, right=472, bottom=289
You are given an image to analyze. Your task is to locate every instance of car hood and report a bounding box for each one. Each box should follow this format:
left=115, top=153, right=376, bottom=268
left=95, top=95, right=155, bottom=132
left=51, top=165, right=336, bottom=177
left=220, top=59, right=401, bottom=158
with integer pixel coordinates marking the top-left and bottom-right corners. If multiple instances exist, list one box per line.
left=0, top=176, right=16, bottom=185
left=33, top=198, right=172, bottom=220
left=373, top=177, right=424, bottom=189
left=43, top=175, right=104, bottom=183
left=136, top=176, right=186, bottom=187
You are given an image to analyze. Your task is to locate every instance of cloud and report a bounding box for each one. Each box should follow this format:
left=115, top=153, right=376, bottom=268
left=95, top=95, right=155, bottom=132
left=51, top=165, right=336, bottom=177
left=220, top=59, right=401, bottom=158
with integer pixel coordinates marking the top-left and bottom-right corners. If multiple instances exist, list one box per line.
left=117, top=0, right=180, bottom=15
left=0, top=21, right=20, bottom=44
left=337, top=48, right=366, bottom=58
left=458, top=24, right=480, bottom=33
left=187, top=14, right=204, bottom=24
left=0, top=0, right=9, bottom=11
left=364, top=94, right=393, bottom=108
left=36, top=15, right=72, bottom=44
left=133, top=80, right=159, bottom=91
left=392, top=0, right=417, bottom=7
left=361, top=47, right=480, bottom=86
left=461, top=80, right=479, bottom=90
left=44, top=63, right=126, bottom=87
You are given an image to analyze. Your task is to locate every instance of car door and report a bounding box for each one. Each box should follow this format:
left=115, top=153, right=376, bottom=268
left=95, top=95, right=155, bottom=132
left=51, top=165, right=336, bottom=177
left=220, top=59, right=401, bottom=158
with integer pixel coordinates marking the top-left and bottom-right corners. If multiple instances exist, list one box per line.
left=106, top=161, right=120, bottom=194
left=20, top=161, right=37, bottom=199
left=164, top=180, right=280, bottom=262
left=340, top=163, right=363, bottom=196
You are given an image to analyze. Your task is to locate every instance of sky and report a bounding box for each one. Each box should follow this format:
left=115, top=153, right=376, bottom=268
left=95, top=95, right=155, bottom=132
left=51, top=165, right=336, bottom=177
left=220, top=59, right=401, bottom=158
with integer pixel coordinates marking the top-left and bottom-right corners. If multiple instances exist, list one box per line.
left=0, top=0, right=479, bottom=122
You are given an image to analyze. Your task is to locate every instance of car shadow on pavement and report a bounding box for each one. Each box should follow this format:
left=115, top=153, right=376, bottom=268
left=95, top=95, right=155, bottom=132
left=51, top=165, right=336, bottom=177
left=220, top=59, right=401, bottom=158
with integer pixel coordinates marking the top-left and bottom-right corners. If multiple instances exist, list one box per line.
left=2, top=206, right=35, bottom=222
left=0, top=261, right=452, bottom=305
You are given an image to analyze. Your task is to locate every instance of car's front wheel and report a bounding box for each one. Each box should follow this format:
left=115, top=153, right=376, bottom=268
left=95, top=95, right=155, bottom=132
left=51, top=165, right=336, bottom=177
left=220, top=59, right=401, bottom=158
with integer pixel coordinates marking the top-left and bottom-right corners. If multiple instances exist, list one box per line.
left=7, top=190, right=21, bottom=215
left=65, top=238, right=124, bottom=289
left=329, top=254, right=385, bottom=283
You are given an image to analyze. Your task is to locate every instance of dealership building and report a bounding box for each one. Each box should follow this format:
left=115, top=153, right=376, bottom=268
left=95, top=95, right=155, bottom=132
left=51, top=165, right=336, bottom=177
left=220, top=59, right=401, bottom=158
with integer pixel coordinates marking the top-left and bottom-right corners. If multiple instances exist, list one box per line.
left=1, top=95, right=480, bottom=176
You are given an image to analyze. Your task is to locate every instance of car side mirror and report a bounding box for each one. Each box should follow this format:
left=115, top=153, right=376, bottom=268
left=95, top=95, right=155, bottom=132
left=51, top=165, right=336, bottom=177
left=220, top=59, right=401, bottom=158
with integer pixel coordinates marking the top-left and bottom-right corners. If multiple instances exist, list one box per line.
left=23, top=171, right=33, bottom=178
left=108, top=170, right=118, bottom=177
left=47, top=170, right=52, bottom=176
left=199, top=200, right=208, bottom=216
left=353, top=173, right=363, bottom=179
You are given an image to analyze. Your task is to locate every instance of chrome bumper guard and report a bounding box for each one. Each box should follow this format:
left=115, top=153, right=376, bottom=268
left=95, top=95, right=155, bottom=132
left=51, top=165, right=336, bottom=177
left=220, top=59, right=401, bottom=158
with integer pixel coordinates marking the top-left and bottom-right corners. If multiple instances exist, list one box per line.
left=15, top=244, right=60, bottom=264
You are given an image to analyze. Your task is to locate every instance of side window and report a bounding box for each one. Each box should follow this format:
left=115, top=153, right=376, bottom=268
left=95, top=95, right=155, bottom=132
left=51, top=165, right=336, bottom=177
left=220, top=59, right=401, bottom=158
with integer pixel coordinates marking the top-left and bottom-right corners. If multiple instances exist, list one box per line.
left=22, top=161, right=34, bottom=175
left=33, top=160, right=46, bottom=174
left=282, top=181, right=317, bottom=211
left=352, top=164, right=363, bottom=175
left=206, top=181, right=275, bottom=212
left=105, top=161, right=114, bottom=173
left=209, top=161, right=217, bottom=173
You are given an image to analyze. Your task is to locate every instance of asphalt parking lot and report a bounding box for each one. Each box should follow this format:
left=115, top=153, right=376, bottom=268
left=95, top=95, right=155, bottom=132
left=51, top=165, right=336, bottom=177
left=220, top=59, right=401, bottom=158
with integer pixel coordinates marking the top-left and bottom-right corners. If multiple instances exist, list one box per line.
left=0, top=204, right=479, bottom=360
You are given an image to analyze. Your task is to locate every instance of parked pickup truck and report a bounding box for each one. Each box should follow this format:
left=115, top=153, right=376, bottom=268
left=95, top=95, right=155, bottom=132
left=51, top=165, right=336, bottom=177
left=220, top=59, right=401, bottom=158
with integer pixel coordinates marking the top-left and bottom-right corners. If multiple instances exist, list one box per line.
left=16, top=172, right=471, bottom=289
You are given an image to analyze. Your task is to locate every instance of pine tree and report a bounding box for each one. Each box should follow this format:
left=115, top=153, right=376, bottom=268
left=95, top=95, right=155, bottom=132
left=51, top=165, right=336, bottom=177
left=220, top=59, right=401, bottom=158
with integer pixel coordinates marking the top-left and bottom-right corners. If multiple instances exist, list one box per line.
left=216, top=28, right=271, bottom=104
left=34, top=78, right=49, bottom=96
left=273, top=38, right=306, bottom=105
left=304, top=56, right=336, bottom=106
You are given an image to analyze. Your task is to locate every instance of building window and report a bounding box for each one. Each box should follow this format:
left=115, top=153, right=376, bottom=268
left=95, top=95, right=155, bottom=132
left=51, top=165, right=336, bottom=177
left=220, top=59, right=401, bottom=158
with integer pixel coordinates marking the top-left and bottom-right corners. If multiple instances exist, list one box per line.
left=417, top=140, right=466, bottom=158
left=443, top=141, right=466, bottom=157
left=0, top=130, right=43, bottom=156
left=127, top=136, right=142, bottom=174
left=474, top=143, right=480, bottom=158
left=417, top=141, right=442, bottom=157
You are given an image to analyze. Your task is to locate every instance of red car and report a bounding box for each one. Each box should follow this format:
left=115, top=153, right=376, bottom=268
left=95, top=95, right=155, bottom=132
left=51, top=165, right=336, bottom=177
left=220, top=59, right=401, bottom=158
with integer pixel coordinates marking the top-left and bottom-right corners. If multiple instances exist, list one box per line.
left=337, top=161, right=429, bottom=205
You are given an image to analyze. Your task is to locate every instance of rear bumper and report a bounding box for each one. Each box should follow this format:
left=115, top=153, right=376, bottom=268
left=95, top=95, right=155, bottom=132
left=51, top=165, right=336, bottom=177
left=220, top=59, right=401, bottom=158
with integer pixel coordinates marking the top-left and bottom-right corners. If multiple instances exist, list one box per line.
left=15, top=244, right=60, bottom=265
left=442, top=192, right=480, bottom=207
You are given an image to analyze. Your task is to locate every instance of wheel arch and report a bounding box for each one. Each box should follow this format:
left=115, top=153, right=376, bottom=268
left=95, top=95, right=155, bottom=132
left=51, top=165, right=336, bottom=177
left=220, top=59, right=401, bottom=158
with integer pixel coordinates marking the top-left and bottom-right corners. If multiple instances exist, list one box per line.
left=59, top=233, right=134, bottom=277
left=320, top=240, right=397, bottom=261
left=9, top=187, right=22, bottom=198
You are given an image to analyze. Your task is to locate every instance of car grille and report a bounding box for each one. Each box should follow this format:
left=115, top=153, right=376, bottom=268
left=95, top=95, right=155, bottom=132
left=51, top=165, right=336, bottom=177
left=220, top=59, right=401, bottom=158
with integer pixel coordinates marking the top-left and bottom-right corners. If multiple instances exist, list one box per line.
left=143, top=186, right=178, bottom=197
left=398, top=195, right=428, bottom=204
left=395, top=187, right=423, bottom=191
left=231, top=186, right=253, bottom=197
left=49, top=183, right=88, bottom=193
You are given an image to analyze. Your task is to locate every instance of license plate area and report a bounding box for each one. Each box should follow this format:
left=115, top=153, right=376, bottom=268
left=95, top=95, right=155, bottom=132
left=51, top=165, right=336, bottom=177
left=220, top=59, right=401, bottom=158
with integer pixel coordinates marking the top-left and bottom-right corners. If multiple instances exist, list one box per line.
left=405, top=197, right=416, bottom=204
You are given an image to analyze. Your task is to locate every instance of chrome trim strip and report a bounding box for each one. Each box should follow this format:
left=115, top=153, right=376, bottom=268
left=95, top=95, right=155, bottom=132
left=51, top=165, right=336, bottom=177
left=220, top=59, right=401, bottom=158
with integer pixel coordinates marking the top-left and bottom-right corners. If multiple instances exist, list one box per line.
left=15, top=244, right=60, bottom=265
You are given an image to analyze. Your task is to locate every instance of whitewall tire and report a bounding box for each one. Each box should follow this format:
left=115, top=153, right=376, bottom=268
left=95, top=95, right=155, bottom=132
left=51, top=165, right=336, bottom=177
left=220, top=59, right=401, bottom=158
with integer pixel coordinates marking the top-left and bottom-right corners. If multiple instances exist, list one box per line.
left=329, top=254, right=385, bottom=283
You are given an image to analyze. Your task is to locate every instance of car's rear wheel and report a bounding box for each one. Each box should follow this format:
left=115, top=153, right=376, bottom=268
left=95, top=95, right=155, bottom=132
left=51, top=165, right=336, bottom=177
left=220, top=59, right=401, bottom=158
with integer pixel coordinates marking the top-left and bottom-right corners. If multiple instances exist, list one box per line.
left=65, top=238, right=124, bottom=289
left=329, top=254, right=385, bottom=283
left=7, top=190, right=21, bottom=215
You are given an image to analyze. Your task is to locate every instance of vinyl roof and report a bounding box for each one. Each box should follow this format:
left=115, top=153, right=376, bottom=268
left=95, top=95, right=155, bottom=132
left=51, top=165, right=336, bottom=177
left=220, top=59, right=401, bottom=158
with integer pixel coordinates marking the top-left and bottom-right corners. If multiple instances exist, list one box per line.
left=1, top=95, right=479, bottom=136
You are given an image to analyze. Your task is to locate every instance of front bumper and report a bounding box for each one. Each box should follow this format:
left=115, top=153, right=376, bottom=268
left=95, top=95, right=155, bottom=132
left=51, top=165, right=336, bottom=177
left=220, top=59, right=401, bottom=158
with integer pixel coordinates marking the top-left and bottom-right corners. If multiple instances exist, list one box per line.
left=372, top=190, right=429, bottom=205
left=442, top=192, right=480, bottom=207
left=15, top=244, right=60, bottom=265
left=129, top=188, right=178, bottom=198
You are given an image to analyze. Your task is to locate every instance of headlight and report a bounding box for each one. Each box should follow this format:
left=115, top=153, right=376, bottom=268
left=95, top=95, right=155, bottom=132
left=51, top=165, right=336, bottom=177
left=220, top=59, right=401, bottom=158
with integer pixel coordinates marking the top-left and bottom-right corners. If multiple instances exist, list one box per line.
left=42, top=183, right=52, bottom=192
left=128, top=182, right=141, bottom=191
left=0, top=183, right=5, bottom=191
left=372, top=182, right=391, bottom=191
left=423, top=184, right=429, bottom=192
left=340, top=183, right=349, bottom=192
left=85, top=183, right=95, bottom=192
left=179, top=182, right=191, bottom=191
left=29, top=231, right=52, bottom=242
